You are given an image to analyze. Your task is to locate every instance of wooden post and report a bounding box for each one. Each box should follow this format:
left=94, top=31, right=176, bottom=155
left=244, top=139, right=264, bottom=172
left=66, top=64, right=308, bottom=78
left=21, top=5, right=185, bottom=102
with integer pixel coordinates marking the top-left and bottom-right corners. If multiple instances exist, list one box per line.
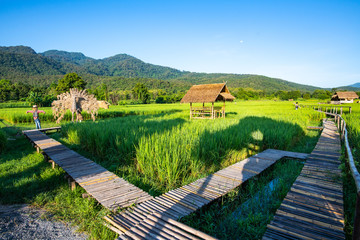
left=353, top=192, right=360, bottom=240
left=36, top=146, right=40, bottom=153
left=341, top=107, right=343, bottom=115
left=223, top=101, right=225, bottom=118
left=68, top=177, right=76, bottom=191
left=212, top=102, right=214, bottom=119
left=190, top=103, right=192, bottom=119
left=49, top=160, right=55, bottom=169
left=350, top=107, right=352, bottom=114
left=326, top=107, right=328, bottom=113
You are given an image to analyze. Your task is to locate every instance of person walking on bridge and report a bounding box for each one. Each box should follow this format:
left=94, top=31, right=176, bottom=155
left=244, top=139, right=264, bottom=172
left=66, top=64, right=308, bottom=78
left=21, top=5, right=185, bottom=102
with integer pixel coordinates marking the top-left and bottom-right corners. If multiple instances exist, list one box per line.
left=26, top=105, right=45, bottom=129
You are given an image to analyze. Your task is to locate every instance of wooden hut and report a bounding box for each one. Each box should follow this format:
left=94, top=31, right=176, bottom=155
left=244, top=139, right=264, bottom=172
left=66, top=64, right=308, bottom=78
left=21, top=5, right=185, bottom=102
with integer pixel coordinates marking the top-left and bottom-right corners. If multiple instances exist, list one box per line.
left=180, top=83, right=235, bottom=119
left=331, top=91, right=359, bottom=104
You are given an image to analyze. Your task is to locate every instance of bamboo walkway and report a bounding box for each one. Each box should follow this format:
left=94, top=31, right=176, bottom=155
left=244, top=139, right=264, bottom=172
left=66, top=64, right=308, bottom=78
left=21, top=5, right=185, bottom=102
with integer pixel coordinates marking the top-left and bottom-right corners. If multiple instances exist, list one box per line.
left=263, top=119, right=344, bottom=240
left=23, top=129, right=153, bottom=211
left=106, top=149, right=308, bottom=239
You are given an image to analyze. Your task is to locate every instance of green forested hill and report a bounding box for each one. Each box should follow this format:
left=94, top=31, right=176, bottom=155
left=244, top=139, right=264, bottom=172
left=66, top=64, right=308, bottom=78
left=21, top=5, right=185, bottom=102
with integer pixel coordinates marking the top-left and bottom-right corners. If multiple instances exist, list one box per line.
left=0, top=45, right=320, bottom=92
left=41, top=50, right=92, bottom=65
left=175, top=73, right=318, bottom=92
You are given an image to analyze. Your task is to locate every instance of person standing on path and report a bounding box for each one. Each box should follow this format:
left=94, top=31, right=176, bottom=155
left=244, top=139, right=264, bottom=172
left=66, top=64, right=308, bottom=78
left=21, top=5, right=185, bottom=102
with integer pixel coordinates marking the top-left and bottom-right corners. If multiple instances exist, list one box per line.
left=26, top=105, right=45, bottom=129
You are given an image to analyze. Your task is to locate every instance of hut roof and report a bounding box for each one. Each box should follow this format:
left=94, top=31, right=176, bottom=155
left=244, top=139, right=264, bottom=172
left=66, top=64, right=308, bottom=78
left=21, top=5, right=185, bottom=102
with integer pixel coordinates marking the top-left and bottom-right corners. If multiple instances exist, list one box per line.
left=331, top=91, right=359, bottom=100
left=180, top=83, right=235, bottom=103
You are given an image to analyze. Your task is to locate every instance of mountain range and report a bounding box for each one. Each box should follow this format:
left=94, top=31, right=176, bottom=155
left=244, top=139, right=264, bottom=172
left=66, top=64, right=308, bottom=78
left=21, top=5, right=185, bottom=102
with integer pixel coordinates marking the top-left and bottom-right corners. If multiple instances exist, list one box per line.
left=0, top=45, right=358, bottom=92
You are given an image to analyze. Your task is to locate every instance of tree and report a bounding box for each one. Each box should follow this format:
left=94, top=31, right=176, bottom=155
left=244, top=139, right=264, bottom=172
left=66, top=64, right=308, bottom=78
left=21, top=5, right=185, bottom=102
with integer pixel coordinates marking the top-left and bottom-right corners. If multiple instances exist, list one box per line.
left=132, top=83, right=150, bottom=104
left=101, top=83, right=109, bottom=101
left=303, top=93, right=311, bottom=99
left=27, top=91, right=43, bottom=106
left=0, top=79, right=12, bottom=102
left=312, top=90, right=332, bottom=99
left=56, top=73, right=87, bottom=93
left=288, top=90, right=301, bottom=100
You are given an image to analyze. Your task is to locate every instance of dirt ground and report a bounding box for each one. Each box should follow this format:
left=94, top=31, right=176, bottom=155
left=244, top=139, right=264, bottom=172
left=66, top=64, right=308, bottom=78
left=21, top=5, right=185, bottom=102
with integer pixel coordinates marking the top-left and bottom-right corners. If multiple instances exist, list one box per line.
left=0, top=204, right=87, bottom=240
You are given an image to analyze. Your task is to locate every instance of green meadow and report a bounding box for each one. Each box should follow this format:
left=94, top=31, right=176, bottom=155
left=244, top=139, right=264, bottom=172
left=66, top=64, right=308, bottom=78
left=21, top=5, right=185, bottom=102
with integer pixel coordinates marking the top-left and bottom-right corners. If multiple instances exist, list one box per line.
left=0, top=100, right=358, bottom=239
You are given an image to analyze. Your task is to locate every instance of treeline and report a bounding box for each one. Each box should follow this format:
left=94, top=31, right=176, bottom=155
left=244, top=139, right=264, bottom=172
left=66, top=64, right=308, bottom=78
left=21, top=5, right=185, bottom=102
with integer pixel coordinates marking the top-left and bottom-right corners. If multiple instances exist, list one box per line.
left=0, top=73, right=186, bottom=106
left=231, top=88, right=357, bottom=100
left=2, top=72, right=357, bottom=107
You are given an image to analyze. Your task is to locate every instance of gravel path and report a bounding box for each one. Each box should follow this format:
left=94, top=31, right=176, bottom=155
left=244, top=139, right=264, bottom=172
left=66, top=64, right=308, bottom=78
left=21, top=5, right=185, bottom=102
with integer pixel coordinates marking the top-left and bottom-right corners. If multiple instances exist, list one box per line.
left=0, top=204, right=87, bottom=240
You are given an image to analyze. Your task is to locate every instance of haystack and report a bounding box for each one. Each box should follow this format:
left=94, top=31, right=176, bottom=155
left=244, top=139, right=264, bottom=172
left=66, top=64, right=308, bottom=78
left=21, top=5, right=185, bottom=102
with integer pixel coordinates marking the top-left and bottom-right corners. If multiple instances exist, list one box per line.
left=97, top=101, right=110, bottom=109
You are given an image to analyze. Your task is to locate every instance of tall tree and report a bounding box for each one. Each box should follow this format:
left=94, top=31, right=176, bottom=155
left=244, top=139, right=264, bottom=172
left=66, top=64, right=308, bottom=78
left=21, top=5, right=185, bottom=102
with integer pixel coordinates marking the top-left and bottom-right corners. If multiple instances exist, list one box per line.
left=0, top=79, right=11, bottom=102
left=56, top=73, right=87, bottom=93
left=132, top=83, right=150, bottom=104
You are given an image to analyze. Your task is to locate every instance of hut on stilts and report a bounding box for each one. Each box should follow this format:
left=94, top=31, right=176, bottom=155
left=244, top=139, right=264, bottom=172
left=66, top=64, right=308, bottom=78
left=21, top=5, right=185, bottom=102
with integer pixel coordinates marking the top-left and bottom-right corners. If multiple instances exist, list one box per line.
left=180, top=83, right=235, bottom=119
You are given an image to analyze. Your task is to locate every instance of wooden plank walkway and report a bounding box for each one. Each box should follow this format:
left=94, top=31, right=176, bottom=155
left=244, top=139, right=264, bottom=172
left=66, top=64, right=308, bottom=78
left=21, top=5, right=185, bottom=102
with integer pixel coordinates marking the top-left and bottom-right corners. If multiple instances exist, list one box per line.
left=263, top=119, right=345, bottom=240
left=106, top=149, right=308, bottom=239
left=23, top=129, right=153, bottom=211
left=25, top=126, right=61, bottom=133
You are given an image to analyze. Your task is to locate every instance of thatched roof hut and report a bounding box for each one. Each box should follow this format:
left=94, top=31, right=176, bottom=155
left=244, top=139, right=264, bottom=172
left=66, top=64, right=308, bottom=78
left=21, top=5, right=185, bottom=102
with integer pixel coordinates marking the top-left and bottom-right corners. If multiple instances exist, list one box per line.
left=180, top=83, right=235, bottom=103
left=181, top=83, right=235, bottom=119
left=331, top=91, right=358, bottom=103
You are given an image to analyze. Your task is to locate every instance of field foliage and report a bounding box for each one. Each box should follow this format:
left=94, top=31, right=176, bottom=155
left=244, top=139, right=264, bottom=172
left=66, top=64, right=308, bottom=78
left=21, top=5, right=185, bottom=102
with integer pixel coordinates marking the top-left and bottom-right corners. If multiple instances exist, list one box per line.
left=6, top=100, right=359, bottom=239
left=59, top=101, right=324, bottom=193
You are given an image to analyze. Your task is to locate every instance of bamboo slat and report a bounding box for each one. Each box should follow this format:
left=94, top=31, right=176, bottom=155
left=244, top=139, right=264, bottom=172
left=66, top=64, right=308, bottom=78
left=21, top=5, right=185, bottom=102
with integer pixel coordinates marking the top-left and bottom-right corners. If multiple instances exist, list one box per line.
left=263, top=120, right=345, bottom=239
left=23, top=129, right=152, bottom=211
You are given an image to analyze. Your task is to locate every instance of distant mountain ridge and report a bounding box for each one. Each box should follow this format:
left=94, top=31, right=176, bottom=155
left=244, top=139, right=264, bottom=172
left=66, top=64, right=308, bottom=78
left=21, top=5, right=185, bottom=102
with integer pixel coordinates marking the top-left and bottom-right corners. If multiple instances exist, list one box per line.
left=0, top=45, right=321, bottom=92
left=349, top=82, right=360, bottom=88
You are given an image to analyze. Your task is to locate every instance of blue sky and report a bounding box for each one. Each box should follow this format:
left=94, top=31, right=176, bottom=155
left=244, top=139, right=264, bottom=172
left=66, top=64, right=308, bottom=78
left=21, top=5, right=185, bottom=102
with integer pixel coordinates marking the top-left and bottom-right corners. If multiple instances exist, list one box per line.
left=0, top=0, right=359, bottom=88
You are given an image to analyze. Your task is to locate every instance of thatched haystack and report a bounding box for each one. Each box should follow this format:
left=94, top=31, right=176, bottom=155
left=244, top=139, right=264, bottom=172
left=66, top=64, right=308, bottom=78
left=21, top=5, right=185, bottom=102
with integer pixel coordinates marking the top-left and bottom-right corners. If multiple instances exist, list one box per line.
left=52, top=88, right=99, bottom=123
left=97, top=101, right=110, bottom=109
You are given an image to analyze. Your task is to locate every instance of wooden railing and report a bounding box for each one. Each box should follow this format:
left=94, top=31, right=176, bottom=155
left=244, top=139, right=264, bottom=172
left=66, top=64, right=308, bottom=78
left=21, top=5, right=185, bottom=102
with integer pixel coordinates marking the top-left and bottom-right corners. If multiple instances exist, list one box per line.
left=309, top=105, right=352, bottom=115
left=316, top=108, right=360, bottom=240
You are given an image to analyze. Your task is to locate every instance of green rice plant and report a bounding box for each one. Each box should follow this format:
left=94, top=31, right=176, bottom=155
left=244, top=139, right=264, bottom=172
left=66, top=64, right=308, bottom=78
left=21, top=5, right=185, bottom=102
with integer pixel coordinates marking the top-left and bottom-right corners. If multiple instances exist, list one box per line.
left=59, top=101, right=324, bottom=193
left=0, top=101, right=31, bottom=109
left=0, top=104, right=183, bottom=124
left=0, top=129, right=7, bottom=153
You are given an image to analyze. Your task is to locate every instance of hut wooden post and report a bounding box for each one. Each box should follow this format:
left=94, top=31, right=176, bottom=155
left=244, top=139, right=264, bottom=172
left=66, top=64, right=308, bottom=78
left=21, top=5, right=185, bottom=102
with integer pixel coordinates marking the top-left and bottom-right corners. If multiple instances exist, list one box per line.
left=223, top=101, right=225, bottom=118
left=211, top=102, right=214, bottom=119
left=350, top=107, right=352, bottom=114
left=190, top=103, right=192, bottom=119
left=340, top=107, right=343, bottom=115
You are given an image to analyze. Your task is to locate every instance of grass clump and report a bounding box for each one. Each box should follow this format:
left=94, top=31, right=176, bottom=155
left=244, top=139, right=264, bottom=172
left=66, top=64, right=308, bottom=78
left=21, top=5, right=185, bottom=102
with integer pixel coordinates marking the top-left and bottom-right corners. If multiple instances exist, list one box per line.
left=0, top=129, right=6, bottom=153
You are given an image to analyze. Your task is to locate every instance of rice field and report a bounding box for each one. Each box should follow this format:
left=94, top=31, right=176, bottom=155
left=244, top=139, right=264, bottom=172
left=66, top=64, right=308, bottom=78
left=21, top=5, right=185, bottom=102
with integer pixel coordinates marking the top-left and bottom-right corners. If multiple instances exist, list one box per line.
left=4, top=100, right=357, bottom=239
left=57, top=101, right=324, bottom=194
left=0, top=104, right=185, bottom=124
